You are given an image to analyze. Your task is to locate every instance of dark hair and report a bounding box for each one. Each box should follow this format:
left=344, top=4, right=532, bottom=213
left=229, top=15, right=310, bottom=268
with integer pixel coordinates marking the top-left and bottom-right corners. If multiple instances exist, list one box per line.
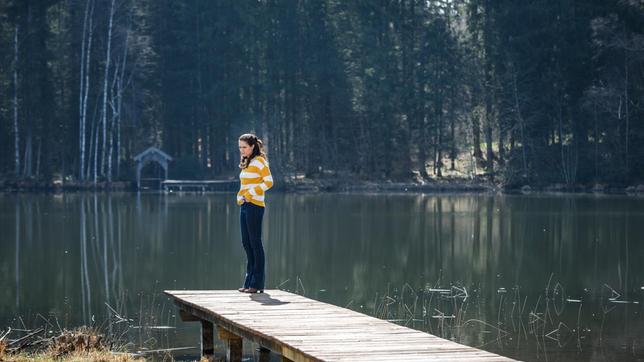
left=238, top=133, right=267, bottom=169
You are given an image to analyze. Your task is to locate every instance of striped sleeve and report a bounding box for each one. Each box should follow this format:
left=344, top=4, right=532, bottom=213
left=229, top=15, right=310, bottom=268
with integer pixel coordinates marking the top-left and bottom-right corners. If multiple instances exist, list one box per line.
left=247, top=158, right=273, bottom=196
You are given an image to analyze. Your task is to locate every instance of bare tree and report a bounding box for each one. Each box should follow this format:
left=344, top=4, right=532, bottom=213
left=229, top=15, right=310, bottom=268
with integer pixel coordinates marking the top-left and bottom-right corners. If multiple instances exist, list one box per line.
left=87, top=105, right=96, bottom=181
left=108, top=61, right=119, bottom=183
left=101, top=0, right=116, bottom=179
left=108, top=68, right=117, bottom=183
left=623, top=44, right=630, bottom=174
left=79, top=0, right=95, bottom=181
left=93, top=98, right=99, bottom=183
left=108, top=17, right=130, bottom=182
left=13, top=24, right=20, bottom=177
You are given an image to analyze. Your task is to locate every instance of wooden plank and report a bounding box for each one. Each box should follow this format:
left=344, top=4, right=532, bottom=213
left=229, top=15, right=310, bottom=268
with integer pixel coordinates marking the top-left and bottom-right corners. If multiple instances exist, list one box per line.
left=217, top=326, right=242, bottom=361
left=275, top=334, right=441, bottom=342
left=276, top=336, right=452, bottom=345
left=258, top=346, right=271, bottom=362
left=207, top=307, right=340, bottom=314
left=173, top=300, right=317, bottom=361
left=216, top=313, right=374, bottom=321
left=166, top=290, right=517, bottom=362
left=201, top=320, right=214, bottom=357
left=179, top=309, right=201, bottom=321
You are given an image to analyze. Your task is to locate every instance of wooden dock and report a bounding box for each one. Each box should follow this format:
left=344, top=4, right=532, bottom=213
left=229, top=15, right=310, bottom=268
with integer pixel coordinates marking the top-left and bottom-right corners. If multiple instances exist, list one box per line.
left=161, top=179, right=238, bottom=192
left=165, top=289, right=517, bottom=362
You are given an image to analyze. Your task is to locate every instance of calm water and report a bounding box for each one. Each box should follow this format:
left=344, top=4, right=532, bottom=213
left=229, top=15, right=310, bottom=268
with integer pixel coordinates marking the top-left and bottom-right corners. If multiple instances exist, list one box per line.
left=0, top=192, right=643, bottom=361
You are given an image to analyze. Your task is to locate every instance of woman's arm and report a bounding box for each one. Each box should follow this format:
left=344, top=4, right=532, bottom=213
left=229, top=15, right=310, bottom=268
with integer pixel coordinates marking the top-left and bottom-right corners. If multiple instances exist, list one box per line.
left=247, top=158, right=273, bottom=198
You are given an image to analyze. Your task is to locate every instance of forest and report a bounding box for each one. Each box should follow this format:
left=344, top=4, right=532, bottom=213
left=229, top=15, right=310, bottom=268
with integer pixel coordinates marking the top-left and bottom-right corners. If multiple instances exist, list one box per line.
left=0, top=0, right=643, bottom=188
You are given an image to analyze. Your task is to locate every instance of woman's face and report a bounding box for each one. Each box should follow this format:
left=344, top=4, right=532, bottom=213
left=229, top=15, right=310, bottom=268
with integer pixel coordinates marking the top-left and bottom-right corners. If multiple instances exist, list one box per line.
left=239, top=140, right=254, bottom=158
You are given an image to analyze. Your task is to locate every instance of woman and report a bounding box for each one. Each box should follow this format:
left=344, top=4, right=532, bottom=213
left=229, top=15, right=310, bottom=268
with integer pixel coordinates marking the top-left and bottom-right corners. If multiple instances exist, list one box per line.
left=237, top=133, right=273, bottom=293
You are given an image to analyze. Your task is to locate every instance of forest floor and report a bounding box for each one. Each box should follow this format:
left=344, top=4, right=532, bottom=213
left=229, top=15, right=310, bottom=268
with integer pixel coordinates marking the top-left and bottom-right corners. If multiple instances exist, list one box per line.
left=278, top=165, right=644, bottom=194
left=280, top=174, right=496, bottom=193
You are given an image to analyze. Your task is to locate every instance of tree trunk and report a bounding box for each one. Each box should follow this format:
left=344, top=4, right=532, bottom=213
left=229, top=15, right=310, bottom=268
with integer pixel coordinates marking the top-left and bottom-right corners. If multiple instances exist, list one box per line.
left=79, top=2, right=87, bottom=181
left=450, top=117, right=456, bottom=171
left=86, top=116, right=94, bottom=181
left=593, top=102, right=598, bottom=181
left=449, top=87, right=456, bottom=171
left=434, top=100, right=443, bottom=177
left=107, top=68, right=117, bottom=183
left=624, top=48, right=629, bottom=177
left=483, top=0, right=494, bottom=174
left=116, top=13, right=130, bottom=179
left=498, top=119, right=505, bottom=166
left=471, top=112, right=482, bottom=163
left=35, top=139, right=41, bottom=177
left=512, top=69, right=527, bottom=177
left=80, top=0, right=95, bottom=182
left=13, top=24, right=20, bottom=177
left=101, top=0, right=116, bottom=179
left=23, top=133, right=32, bottom=178
left=484, top=100, right=494, bottom=174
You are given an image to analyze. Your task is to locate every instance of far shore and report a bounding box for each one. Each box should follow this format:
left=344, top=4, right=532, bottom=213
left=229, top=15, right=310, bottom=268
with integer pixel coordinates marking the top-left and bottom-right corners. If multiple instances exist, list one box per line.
left=1, top=176, right=643, bottom=195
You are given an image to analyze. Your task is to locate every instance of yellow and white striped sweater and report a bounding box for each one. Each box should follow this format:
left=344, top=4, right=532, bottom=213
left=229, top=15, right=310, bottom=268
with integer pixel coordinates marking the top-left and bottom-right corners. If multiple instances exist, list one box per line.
left=237, top=156, right=273, bottom=207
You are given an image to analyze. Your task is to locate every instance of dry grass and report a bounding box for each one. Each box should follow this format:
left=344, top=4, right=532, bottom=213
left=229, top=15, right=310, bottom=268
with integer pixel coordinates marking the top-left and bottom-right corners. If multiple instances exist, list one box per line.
left=0, top=350, right=144, bottom=361
left=0, top=327, right=144, bottom=362
left=48, top=327, right=104, bottom=358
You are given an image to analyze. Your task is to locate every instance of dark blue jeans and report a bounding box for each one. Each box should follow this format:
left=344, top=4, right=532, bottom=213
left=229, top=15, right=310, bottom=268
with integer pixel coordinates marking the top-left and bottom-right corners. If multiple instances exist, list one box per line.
left=240, top=202, right=265, bottom=290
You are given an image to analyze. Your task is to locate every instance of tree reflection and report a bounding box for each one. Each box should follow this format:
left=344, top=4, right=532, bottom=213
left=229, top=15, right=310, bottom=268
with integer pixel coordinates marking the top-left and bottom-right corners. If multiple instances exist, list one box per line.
left=1, top=193, right=642, bottom=361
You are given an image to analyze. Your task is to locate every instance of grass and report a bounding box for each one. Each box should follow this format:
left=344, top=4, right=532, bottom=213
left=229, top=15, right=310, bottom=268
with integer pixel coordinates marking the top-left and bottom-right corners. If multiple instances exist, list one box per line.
left=0, top=327, right=145, bottom=362
left=0, top=350, right=144, bottom=362
left=363, top=275, right=643, bottom=360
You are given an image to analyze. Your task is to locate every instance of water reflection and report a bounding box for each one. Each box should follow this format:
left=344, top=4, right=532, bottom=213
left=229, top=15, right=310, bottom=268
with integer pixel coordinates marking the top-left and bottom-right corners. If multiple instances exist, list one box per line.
left=0, top=193, right=642, bottom=361
left=80, top=198, right=90, bottom=323
left=14, top=201, right=19, bottom=308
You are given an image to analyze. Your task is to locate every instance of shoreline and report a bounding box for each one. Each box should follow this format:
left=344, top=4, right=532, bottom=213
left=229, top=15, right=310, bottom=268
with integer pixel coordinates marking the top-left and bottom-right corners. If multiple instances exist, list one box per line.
left=1, top=176, right=643, bottom=195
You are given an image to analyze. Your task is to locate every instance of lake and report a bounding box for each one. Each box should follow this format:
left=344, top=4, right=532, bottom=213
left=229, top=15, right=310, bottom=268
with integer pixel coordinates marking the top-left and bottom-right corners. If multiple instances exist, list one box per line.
left=1, top=192, right=643, bottom=361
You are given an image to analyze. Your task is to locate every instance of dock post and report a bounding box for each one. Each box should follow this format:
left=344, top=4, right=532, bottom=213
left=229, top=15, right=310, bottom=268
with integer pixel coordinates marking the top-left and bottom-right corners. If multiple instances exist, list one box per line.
left=218, top=327, right=242, bottom=362
left=201, top=320, right=214, bottom=358
left=258, top=346, right=270, bottom=362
